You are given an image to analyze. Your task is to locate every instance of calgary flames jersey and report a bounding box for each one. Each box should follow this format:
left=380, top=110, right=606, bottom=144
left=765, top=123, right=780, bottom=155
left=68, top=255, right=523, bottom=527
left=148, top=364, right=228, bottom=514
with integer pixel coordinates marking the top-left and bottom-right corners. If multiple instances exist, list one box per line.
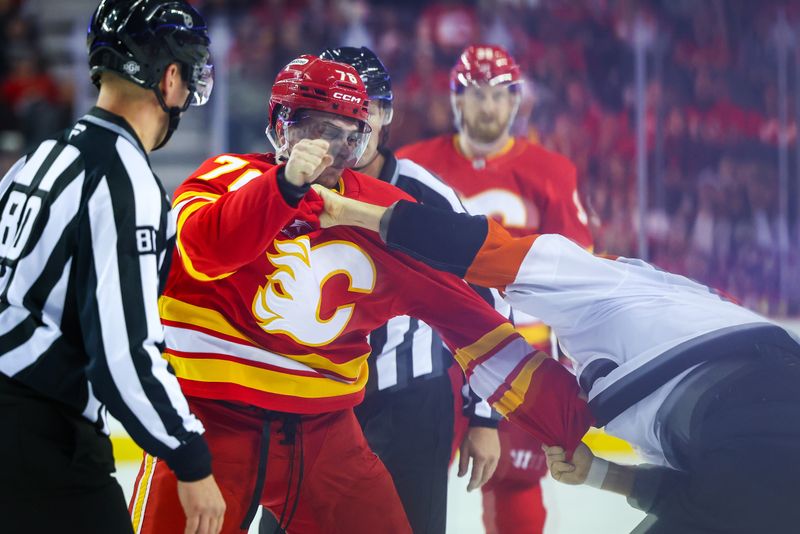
left=396, top=135, right=592, bottom=246
left=161, top=153, right=521, bottom=414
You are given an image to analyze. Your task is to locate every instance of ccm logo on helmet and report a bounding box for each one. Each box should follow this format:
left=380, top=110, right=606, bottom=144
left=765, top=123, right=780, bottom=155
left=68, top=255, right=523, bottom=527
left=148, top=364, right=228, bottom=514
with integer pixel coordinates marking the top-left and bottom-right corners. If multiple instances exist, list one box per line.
left=333, top=92, right=362, bottom=104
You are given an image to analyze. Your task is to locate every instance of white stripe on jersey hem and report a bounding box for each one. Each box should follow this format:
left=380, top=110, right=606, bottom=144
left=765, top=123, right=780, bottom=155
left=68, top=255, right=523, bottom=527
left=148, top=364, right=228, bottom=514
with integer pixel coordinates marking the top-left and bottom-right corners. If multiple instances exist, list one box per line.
left=474, top=399, right=493, bottom=419
left=164, top=324, right=325, bottom=375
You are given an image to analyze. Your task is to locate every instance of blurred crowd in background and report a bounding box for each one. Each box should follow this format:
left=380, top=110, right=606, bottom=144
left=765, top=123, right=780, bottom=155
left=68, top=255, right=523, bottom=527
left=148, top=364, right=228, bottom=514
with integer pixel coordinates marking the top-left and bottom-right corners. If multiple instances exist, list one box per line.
left=2, top=0, right=800, bottom=314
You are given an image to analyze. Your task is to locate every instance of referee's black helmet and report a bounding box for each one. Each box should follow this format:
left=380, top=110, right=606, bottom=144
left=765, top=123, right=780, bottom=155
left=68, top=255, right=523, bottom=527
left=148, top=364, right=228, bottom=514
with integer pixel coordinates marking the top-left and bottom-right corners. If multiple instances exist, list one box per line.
left=87, top=0, right=213, bottom=109
left=319, top=46, right=393, bottom=103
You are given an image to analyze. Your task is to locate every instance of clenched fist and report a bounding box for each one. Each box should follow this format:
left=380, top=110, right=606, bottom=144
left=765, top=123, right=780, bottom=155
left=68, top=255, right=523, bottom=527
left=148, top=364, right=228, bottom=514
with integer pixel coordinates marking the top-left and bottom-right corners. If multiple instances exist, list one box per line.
left=285, top=139, right=335, bottom=186
left=543, top=442, right=594, bottom=485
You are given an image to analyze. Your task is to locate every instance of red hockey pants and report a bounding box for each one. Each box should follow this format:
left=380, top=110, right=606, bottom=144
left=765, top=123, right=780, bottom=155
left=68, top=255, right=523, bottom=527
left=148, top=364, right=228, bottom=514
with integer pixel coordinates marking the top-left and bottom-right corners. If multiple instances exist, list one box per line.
left=129, top=397, right=411, bottom=533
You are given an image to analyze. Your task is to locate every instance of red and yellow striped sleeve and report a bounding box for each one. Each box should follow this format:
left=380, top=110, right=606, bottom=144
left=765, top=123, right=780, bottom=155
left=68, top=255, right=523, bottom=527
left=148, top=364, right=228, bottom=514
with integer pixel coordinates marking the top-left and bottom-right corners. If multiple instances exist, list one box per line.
left=451, top=323, right=593, bottom=453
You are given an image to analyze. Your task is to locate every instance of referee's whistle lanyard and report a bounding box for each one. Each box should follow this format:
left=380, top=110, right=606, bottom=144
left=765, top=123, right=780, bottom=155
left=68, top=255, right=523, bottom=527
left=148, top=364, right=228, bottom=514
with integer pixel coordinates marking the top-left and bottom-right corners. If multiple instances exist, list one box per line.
left=240, top=411, right=305, bottom=532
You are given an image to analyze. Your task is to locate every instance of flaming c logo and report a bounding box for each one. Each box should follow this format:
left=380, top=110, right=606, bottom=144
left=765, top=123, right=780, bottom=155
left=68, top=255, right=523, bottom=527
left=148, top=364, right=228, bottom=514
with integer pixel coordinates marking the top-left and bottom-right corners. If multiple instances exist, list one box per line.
left=252, top=236, right=376, bottom=346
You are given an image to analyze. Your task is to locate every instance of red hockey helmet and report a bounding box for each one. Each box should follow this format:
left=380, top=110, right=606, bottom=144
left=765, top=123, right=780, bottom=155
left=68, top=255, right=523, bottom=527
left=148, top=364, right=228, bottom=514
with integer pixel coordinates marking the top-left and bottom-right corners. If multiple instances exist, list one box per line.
left=450, top=44, right=521, bottom=93
left=267, top=55, right=373, bottom=167
left=268, top=55, right=370, bottom=132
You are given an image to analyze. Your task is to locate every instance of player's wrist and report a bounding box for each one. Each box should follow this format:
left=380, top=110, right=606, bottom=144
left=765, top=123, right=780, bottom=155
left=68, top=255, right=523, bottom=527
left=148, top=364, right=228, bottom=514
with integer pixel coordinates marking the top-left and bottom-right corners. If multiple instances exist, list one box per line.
left=599, top=462, right=637, bottom=498
left=344, top=198, right=386, bottom=232
left=277, top=167, right=311, bottom=206
left=165, top=435, right=213, bottom=482
left=583, top=456, right=609, bottom=488
left=378, top=202, right=397, bottom=242
left=468, top=413, right=500, bottom=429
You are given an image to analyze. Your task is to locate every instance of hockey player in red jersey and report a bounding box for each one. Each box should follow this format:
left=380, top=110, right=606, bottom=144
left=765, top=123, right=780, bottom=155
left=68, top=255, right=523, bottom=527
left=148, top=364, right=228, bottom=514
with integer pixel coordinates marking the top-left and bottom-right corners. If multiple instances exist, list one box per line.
left=396, top=45, right=592, bottom=243
left=129, top=55, right=592, bottom=534
left=398, top=44, right=592, bottom=533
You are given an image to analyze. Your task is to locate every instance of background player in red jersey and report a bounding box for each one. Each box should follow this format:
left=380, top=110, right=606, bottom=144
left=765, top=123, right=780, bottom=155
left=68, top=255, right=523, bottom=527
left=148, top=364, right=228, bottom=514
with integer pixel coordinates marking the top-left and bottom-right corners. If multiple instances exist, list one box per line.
left=131, top=55, right=593, bottom=534
left=398, top=44, right=594, bottom=534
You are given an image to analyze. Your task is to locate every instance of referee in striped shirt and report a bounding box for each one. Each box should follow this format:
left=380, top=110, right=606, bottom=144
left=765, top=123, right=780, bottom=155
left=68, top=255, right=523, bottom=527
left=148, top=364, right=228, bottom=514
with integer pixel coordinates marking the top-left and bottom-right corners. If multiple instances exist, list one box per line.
left=0, top=2, right=224, bottom=532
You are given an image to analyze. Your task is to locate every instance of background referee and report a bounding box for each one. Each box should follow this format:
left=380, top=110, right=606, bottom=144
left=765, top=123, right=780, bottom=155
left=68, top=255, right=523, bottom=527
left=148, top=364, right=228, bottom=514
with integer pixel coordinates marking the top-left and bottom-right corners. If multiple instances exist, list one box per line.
left=0, top=1, right=225, bottom=532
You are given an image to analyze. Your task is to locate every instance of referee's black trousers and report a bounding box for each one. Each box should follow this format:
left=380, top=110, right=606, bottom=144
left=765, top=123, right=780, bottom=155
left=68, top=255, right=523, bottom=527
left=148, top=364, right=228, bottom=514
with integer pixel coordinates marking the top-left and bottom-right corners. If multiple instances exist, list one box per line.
left=630, top=338, right=800, bottom=534
left=355, top=375, right=454, bottom=534
left=0, top=375, right=133, bottom=534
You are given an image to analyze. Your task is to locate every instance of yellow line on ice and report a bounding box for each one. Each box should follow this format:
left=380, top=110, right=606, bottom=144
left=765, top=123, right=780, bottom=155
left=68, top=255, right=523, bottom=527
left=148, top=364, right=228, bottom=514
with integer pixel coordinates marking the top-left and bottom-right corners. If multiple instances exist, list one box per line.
left=111, top=427, right=635, bottom=465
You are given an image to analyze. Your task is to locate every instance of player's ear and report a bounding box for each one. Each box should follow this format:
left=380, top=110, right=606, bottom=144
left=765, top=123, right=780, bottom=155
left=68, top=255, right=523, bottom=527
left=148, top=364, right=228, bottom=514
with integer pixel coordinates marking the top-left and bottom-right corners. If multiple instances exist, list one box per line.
left=160, top=63, right=186, bottom=107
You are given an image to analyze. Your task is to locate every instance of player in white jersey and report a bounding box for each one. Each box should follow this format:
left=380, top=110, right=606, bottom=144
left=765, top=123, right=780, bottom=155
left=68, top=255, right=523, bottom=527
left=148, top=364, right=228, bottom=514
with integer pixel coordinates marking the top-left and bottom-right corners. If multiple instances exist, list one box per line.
left=312, top=188, right=800, bottom=534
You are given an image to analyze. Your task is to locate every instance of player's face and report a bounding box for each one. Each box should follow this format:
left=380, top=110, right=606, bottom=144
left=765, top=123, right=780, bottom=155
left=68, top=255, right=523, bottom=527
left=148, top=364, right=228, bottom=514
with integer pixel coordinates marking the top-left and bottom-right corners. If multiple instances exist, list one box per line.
left=458, top=84, right=517, bottom=144
left=284, top=110, right=371, bottom=187
left=355, top=101, right=391, bottom=169
left=153, top=63, right=193, bottom=147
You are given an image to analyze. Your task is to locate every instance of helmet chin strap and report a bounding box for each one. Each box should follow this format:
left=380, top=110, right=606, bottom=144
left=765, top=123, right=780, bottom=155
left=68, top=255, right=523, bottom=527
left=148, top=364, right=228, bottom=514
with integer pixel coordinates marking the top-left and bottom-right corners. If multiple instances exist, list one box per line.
left=152, top=86, right=189, bottom=151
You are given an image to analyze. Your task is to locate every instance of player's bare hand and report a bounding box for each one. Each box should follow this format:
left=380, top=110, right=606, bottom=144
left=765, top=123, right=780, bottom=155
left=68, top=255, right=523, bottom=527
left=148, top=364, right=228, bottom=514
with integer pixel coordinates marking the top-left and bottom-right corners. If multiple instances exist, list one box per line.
left=285, top=139, right=334, bottom=186
left=311, top=184, right=386, bottom=232
left=543, top=442, right=594, bottom=485
left=459, top=426, right=500, bottom=491
left=177, top=475, right=226, bottom=534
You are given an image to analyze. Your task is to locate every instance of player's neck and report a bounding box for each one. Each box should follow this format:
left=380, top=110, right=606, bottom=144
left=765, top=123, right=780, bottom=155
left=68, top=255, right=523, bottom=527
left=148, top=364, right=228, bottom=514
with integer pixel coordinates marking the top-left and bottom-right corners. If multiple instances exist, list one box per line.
left=96, top=92, right=162, bottom=152
left=355, top=150, right=385, bottom=180
left=457, top=132, right=513, bottom=161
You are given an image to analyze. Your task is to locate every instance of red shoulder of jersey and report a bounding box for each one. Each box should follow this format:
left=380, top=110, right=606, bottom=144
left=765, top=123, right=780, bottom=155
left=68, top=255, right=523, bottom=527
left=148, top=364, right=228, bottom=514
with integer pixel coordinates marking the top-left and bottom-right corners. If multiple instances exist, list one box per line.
left=509, top=138, right=578, bottom=187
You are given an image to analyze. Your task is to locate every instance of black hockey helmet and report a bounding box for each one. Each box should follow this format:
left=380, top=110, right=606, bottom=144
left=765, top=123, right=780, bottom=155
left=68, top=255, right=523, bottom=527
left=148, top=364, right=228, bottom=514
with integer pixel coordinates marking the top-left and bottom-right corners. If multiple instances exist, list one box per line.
left=88, top=0, right=212, bottom=104
left=87, top=0, right=213, bottom=148
left=319, top=46, right=392, bottom=103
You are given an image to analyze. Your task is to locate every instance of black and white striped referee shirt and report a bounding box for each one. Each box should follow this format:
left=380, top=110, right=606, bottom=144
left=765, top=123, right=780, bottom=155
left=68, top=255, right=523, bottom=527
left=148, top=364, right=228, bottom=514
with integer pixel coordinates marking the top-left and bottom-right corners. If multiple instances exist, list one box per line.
left=0, top=107, right=210, bottom=480
left=366, top=149, right=509, bottom=423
